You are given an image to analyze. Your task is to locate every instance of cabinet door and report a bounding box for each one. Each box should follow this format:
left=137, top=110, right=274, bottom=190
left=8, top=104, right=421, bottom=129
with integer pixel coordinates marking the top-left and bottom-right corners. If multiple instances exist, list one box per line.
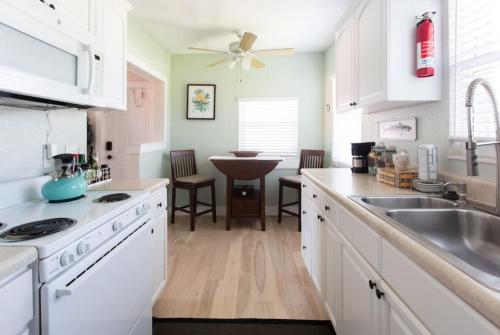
left=335, top=17, right=356, bottom=111
left=301, top=196, right=313, bottom=275
left=52, top=0, right=95, bottom=36
left=311, top=211, right=324, bottom=297
left=101, top=0, right=127, bottom=110
left=339, top=237, right=380, bottom=335
left=151, top=212, right=167, bottom=301
left=324, top=221, right=340, bottom=325
left=380, top=281, right=431, bottom=335
left=356, top=0, right=385, bottom=106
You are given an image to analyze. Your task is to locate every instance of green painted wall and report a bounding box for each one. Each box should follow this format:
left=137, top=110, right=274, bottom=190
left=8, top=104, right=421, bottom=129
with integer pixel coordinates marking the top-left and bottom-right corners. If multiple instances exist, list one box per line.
left=170, top=53, right=325, bottom=206
left=127, top=18, right=172, bottom=179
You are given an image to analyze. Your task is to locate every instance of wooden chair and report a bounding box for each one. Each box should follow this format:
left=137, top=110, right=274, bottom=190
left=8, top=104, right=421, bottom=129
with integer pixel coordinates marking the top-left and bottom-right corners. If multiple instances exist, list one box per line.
left=170, top=150, right=216, bottom=231
left=278, top=149, right=325, bottom=231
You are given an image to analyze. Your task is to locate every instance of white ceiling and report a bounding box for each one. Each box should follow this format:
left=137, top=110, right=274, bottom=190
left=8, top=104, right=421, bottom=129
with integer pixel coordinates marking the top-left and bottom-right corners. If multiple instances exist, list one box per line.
left=129, top=0, right=353, bottom=53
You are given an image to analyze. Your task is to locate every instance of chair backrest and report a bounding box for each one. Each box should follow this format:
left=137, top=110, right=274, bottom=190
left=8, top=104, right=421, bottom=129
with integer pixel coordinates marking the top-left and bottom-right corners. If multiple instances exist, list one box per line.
left=299, top=149, right=325, bottom=173
left=170, top=150, right=197, bottom=181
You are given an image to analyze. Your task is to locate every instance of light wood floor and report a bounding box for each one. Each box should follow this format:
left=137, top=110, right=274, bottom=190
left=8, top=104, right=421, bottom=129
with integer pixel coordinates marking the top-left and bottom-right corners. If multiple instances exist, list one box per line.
left=153, top=215, right=328, bottom=320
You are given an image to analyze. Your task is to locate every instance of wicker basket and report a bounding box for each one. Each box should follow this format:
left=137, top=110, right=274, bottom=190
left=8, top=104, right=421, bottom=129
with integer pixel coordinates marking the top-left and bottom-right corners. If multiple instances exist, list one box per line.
left=376, top=167, right=418, bottom=189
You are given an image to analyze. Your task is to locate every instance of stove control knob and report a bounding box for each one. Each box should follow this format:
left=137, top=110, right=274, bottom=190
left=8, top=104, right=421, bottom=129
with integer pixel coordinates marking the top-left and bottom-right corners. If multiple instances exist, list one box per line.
left=136, top=206, right=142, bottom=216
left=112, top=221, right=123, bottom=232
left=142, top=203, right=149, bottom=212
left=77, top=242, right=90, bottom=255
left=60, top=252, right=74, bottom=267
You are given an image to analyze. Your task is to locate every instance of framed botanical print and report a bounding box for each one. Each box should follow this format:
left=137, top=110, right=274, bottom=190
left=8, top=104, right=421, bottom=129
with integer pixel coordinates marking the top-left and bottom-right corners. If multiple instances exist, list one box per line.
left=186, top=84, right=216, bottom=120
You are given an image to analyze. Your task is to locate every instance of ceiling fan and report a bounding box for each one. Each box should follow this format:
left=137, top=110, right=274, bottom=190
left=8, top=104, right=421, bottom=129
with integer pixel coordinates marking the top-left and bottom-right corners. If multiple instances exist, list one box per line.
left=188, top=32, right=295, bottom=71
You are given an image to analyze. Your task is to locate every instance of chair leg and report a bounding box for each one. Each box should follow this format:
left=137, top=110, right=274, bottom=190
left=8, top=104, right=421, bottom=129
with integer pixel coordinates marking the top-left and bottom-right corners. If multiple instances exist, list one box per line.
left=278, top=181, right=283, bottom=223
left=189, top=188, right=196, bottom=231
left=170, top=187, right=176, bottom=224
left=298, top=187, right=302, bottom=232
left=211, top=182, right=217, bottom=223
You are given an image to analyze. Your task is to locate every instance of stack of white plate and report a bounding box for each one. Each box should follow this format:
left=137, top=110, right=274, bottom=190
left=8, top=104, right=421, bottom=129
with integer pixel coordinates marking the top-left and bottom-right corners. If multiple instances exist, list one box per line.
left=412, top=179, right=444, bottom=193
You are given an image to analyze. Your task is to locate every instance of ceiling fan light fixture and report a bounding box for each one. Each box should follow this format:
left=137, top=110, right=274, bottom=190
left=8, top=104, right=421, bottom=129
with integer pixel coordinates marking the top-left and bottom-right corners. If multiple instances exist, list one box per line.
left=242, top=57, right=252, bottom=71
left=228, top=59, right=237, bottom=69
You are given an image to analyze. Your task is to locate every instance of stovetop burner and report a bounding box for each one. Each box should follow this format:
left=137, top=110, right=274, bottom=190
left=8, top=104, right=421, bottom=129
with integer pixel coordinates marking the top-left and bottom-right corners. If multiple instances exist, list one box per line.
left=0, top=218, right=76, bottom=241
left=94, top=193, right=131, bottom=203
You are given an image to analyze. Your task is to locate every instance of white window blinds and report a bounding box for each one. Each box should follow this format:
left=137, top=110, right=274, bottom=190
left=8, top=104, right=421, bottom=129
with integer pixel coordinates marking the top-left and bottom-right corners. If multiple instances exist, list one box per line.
left=449, top=0, right=500, bottom=140
left=238, top=98, right=298, bottom=156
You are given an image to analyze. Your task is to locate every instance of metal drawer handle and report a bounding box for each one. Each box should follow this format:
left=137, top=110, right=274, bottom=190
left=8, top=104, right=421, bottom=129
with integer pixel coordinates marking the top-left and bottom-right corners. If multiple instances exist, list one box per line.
left=302, top=245, right=307, bottom=250
left=302, top=184, right=306, bottom=188
left=313, top=194, right=317, bottom=199
left=324, top=205, right=330, bottom=211
left=368, top=280, right=377, bottom=290
left=302, top=210, right=307, bottom=214
left=157, top=202, right=162, bottom=208
left=376, top=288, right=385, bottom=299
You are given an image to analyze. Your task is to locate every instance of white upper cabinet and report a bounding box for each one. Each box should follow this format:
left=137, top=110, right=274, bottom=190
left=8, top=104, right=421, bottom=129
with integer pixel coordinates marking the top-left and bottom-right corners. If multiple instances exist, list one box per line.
left=335, top=0, right=442, bottom=113
left=336, top=17, right=356, bottom=110
left=51, top=0, right=96, bottom=41
left=100, top=0, right=128, bottom=110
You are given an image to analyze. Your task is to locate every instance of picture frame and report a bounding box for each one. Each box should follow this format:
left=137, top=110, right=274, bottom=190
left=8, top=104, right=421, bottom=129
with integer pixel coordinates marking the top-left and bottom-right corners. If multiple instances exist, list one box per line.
left=378, top=118, right=417, bottom=141
left=186, top=84, right=216, bottom=120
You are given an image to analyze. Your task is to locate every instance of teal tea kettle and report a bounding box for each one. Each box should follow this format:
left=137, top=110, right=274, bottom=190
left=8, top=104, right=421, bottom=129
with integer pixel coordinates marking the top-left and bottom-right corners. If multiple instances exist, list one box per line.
left=42, top=154, right=87, bottom=202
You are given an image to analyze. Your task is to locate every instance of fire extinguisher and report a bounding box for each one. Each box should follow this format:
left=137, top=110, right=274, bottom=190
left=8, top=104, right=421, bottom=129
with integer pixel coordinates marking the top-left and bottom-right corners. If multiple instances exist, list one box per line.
left=415, top=11, right=436, bottom=77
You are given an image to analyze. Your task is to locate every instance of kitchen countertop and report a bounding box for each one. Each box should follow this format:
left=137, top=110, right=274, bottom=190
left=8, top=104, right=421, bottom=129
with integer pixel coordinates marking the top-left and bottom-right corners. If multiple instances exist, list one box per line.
left=301, top=168, right=500, bottom=328
left=89, top=178, right=169, bottom=192
left=0, top=246, right=37, bottom=282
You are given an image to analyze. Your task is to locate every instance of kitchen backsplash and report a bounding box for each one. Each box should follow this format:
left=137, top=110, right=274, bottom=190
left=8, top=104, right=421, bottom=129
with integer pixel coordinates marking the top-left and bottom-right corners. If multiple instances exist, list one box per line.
left=0, top=107, right=86, bottom=182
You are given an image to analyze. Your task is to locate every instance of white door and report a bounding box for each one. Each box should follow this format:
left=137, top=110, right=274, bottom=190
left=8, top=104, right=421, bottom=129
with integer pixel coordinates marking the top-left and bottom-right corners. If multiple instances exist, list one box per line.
left=301, top=196, right=313, bottom=274
left=324, top=221, right=340, bottom=324
left=380, top=281, right=431, bottom=335
left=356, top=0, right=385, bottom=106
left=101, top=0, right=127, bottom=110
left=335, top=16, right=356, bottom=111
left=339, top=237, right=380, bottom=335
left=311, top=211, right=324, bottom=297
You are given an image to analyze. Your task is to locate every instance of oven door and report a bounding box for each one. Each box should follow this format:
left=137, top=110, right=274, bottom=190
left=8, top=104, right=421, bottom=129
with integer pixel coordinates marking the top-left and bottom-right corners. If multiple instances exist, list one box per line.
left=40, top=219, right=153, bottom=335
left=0, top=1, right=100, bottom=107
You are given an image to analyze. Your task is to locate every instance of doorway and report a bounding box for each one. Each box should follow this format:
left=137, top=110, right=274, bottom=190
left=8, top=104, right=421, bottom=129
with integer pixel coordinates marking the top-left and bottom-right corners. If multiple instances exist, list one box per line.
left=89, top=61, right=167, bottom=180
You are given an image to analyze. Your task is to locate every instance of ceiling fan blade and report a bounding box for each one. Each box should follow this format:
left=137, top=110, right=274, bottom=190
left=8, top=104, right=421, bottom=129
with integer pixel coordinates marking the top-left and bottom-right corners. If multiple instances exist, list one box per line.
left=254, top=48, right=295, bottom=56
left=239, top=32, right=258, bottom=51
left=188, top=47, right=228, bottom=54
left=207, top=58, right=230, bottom=67
left=251, top=58, right=266, bottom=69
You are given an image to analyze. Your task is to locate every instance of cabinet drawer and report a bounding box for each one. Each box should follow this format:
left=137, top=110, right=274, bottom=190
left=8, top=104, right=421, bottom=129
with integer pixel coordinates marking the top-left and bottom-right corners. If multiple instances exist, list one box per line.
left=381, top=240, right=499, bottom=334
left=0, top=269, right=33, bottom=335
left=232, top=197, right=260, bottom=217
left=338, top=206, right=380, bottom=271
left=150, top=188, right=167, bottom=218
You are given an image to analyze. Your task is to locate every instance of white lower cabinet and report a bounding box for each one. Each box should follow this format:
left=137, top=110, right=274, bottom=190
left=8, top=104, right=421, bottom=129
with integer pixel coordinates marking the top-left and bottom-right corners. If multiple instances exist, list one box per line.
left=339, top=235, right=380, bottom=335
left=0, top=268, right=34, bottom=335
left=150, top=187, right=167, bottom=303
left=301, top=176, right=498, bottom=334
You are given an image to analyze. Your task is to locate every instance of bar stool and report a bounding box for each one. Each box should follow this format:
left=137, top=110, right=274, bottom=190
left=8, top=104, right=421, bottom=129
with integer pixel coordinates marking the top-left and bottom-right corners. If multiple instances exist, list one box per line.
left=170, top=150, right=216, bottom=231
left=278, top=149, right=325, bottom=231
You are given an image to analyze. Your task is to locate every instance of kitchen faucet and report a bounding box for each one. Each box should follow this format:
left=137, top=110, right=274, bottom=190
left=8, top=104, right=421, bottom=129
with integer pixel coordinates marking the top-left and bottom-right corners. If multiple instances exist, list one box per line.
left=465, top=78, right=500, bottom=215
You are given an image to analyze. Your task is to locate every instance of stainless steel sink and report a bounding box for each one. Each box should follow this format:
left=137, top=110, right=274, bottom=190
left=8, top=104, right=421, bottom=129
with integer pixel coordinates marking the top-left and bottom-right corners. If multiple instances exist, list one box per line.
left=360, top=196, right=458, bottom=209
left=350, top=195, right=500, bottom=291
left=386, top=209, right=500, bottom=281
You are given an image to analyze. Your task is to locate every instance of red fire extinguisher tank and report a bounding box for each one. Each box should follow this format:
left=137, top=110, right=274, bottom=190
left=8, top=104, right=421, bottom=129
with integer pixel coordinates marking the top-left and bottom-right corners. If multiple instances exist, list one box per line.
left=416, top=12, right=436, bottom=77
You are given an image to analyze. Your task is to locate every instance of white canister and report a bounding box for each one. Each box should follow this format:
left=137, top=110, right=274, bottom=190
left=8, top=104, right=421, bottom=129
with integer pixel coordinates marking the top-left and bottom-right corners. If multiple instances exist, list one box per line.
left=417, top=144, right=438, bottom=180
left=392, top=150, right=410, bottom=170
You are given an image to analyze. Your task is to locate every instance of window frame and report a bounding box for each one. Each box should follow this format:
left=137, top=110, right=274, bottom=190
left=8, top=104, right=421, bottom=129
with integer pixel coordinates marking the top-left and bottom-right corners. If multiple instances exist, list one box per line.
left=237, top=97, right=299, bottom=166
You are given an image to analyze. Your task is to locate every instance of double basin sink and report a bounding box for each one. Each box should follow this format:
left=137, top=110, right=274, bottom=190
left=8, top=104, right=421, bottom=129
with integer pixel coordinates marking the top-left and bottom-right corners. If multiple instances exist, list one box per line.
left=350, top=195, right=500, bottom=291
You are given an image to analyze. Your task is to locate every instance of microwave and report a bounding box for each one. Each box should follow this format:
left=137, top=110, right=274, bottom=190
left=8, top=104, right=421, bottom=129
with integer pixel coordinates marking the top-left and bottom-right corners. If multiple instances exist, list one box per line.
left=0, top=2, right=103, bottom=109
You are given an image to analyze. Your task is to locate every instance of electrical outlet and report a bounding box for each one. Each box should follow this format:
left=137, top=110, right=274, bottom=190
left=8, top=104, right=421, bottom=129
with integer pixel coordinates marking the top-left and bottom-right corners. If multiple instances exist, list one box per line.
left=45, top=143, right=57, bottom=159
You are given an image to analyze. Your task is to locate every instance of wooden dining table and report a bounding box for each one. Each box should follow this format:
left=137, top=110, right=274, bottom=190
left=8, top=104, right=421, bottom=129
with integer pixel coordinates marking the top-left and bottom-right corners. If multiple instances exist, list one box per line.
left=209, top=156, right=283, bottom=231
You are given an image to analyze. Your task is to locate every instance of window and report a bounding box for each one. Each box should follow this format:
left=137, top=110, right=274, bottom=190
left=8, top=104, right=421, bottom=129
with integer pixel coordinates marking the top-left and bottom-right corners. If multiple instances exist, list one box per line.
left=238, top=98, right=298, bottom=156
left=449, top=0, right=500, bottom=140
left=332, top=110, right=362, bottom=166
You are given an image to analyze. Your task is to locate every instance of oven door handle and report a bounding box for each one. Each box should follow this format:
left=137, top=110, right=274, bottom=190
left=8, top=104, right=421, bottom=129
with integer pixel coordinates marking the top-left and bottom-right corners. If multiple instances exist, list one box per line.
left=55, top=288, right=72, bottom=298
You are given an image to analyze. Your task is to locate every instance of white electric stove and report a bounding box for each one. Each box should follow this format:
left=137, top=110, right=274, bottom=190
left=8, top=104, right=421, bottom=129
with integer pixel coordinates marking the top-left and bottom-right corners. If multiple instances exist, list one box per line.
left=0, top=177, right=154, bottom=335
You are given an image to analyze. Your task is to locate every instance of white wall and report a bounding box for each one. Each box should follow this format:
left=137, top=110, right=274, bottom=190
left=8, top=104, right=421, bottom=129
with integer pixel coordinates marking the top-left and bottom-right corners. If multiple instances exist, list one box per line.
left=0, top=107, right=86, bottom=182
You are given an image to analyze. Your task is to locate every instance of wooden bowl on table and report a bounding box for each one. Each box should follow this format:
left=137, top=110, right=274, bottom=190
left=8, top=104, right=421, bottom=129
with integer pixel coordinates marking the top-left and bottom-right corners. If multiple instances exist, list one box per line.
left=229, top=151, right=262, bottom=157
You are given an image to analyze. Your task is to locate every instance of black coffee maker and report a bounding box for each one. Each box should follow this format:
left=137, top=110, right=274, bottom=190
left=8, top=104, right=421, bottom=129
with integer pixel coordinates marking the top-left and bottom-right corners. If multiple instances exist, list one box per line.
left=351, top=142, right=375, bottom=173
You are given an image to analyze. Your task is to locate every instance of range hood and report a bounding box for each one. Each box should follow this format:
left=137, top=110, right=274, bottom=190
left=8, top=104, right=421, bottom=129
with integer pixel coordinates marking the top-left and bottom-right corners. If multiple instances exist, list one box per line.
left=0, top=92, right=91, bottom=111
